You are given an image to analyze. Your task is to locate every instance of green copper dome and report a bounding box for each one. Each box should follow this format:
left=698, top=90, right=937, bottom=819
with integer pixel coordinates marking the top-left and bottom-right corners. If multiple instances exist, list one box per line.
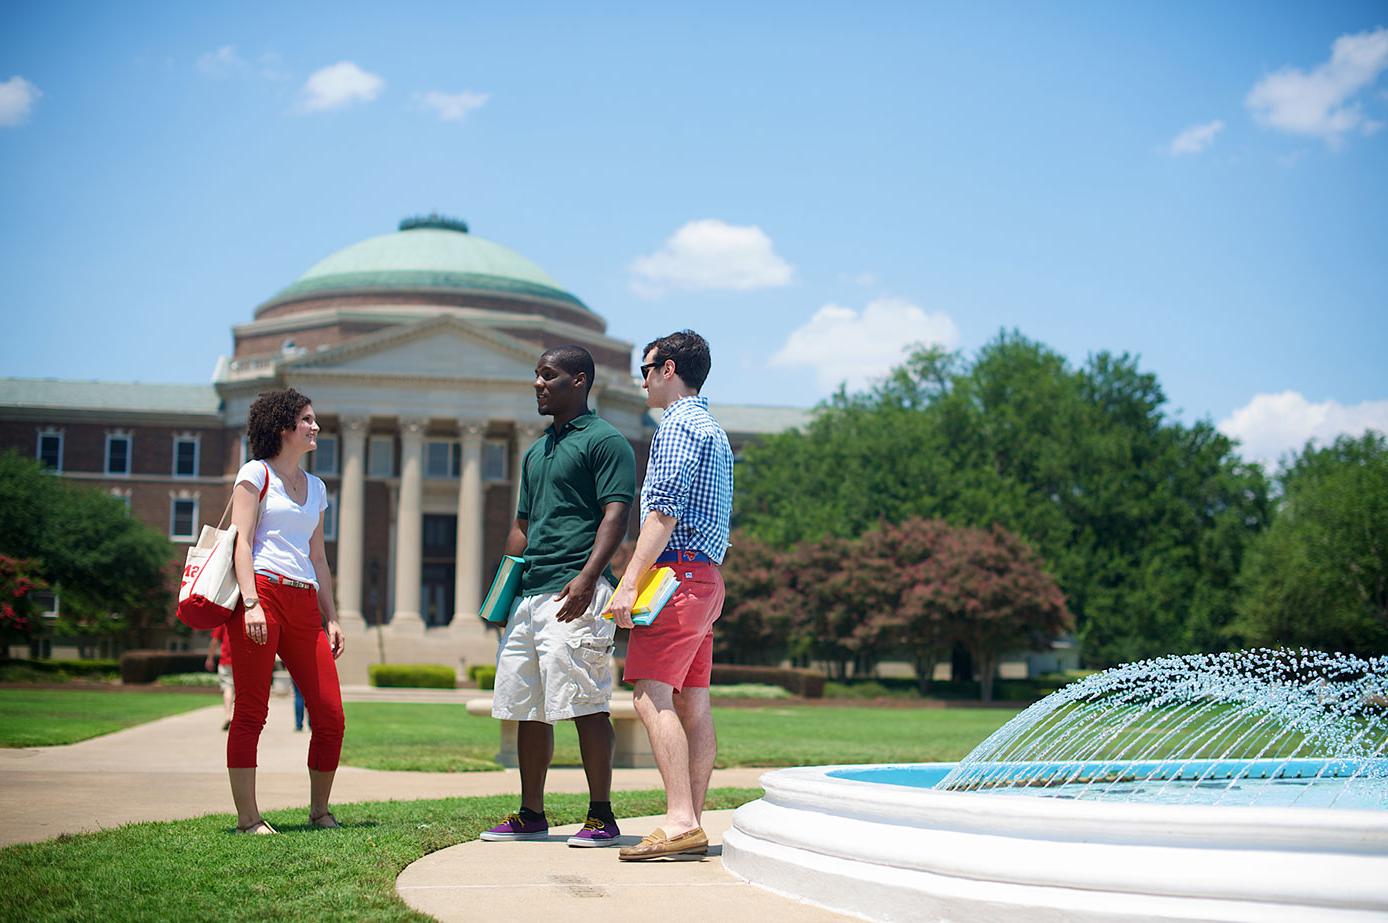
left=263, top=216, right=590, bottom=312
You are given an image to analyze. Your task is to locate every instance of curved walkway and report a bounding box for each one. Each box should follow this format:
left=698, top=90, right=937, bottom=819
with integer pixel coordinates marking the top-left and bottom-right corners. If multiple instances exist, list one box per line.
left=397, top=811, right=850, bottom=923
left=0, top=694, right=762, bottom=847
left=1, top=693, right=847, bottom=921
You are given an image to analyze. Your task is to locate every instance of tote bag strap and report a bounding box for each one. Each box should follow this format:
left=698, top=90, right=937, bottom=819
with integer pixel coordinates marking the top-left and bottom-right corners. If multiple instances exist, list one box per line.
left=213, top=461, right=271, bottom=530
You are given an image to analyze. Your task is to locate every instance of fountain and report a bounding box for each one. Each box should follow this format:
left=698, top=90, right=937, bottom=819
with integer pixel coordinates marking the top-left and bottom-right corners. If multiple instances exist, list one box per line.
left=722, top=650, right=1388, bottom=922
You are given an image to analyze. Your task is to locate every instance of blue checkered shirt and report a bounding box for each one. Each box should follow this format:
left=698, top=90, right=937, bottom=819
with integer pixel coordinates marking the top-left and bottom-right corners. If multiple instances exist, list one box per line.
left=641, top=395, right=734, bottom=564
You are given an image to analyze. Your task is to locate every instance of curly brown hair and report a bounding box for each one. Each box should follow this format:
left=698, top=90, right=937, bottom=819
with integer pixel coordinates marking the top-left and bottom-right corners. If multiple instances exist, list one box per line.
left=246, top=388, right=312, bottom=460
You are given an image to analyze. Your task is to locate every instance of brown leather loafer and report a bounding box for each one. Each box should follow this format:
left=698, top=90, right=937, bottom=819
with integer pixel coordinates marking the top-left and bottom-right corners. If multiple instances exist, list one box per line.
left=617, top=826, right=709, bottom=861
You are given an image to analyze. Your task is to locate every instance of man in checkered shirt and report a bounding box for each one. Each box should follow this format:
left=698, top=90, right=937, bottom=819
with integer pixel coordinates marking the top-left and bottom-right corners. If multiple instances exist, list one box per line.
left=608, top=329, right=734, bottom=862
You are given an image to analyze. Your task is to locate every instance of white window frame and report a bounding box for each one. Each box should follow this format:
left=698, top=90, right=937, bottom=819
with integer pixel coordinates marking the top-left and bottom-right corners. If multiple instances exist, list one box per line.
left=110, top=488, right=132, bottom=512
left=169, top=494, right=199, bottom=541
left=36, top=428, right=64, bottom=472
left=425, top=440, right=458, bottom=480
left=105, top=431, right=133, bottom=477
left=323, top=491, right=338, bottom=541
left=172, top=433, right=200, bottom=478
left=482, top=439, right=509, bottom=483
left=368, top=435, right=395, bottom=478
left=239, top=433, right=250, bottom=466
left=313, top=434, right=339, bottom=476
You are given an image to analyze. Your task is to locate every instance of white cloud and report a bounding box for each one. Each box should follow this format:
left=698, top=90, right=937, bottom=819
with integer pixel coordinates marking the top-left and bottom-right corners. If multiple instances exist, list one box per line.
left=301, top=61, right=384, bottom=112
left=1246, top=27, right=1388, bottom=144
left=1169, top=119, right=1224, bottom=155
left=769, top=296, right=961, bottom=392
left=1218, top=390, right=1388, bottom=468
left=629, top=219, right=794, bottom=297
left=0, top=76, right=41, bottom=127
left=197, top=45, right=243, bottom=77
left=417, top=89, right=489, bottom=122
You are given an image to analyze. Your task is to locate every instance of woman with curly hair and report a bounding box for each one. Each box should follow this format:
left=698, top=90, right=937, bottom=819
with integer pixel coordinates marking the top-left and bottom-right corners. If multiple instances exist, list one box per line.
left=227, top=388, right=346, bottom=834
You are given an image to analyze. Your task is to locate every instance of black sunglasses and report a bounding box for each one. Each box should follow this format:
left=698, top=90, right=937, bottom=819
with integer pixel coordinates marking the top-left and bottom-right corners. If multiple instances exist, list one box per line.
left=640, top=356, right=669, bottom=379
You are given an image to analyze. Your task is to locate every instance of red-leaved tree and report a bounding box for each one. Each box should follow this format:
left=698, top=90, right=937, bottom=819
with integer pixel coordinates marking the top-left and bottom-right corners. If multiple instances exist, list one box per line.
left=910, top=524, right=1072, bottom=702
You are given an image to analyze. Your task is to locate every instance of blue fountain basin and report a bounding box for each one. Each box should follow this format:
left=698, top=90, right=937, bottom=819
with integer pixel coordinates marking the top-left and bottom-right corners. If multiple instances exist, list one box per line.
left=830, top=758, right=1388, bottom=810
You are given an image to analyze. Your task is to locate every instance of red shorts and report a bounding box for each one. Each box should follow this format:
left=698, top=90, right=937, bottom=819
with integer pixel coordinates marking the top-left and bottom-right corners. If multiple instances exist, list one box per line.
left=623, top=561, right=724, bottom=692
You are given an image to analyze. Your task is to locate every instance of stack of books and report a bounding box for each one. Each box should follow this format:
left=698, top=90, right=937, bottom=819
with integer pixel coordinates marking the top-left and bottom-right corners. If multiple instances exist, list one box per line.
left=601, top=566, right=680, bottom=626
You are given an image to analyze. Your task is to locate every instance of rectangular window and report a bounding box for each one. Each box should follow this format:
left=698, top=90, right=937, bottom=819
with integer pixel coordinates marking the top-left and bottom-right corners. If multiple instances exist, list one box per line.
left=170, top=498, right=198, bottom=540
left=106, top=434, right=131, bottom=476
left=324, top=491, right=338, bottom=541
left=368, top=435, right=394, bottom=478
left=240, top=434, right=249, bottom=466
left=483, top=440, right=509, bottom=482
left=37, top=431, right=63, bottom=471
left=173, top=436, right=199, bottom=477
left=111, top=491, right=131, bottom=512
left=425, top=440, right=458, bottom=479
left=313, top=435, right=338, bottom=476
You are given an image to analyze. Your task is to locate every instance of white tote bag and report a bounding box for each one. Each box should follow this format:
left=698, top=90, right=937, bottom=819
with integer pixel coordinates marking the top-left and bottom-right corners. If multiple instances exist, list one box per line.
left=175, top=464, right=268, bottom=630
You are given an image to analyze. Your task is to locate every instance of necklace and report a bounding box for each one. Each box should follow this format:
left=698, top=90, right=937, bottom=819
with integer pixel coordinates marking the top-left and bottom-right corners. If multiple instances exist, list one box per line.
left=272, top=463, right=307, bottom=502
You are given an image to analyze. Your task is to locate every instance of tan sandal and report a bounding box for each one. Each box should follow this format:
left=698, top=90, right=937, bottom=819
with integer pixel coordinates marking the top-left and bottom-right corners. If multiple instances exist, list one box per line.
left=236, top=819, right=277, bottom=835
left=309, top=810, right=340, bottom=829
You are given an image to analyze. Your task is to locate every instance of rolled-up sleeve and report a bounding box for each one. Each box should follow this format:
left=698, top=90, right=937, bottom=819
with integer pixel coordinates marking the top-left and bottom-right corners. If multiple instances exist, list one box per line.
left=642, top=422, right=698, bottom=520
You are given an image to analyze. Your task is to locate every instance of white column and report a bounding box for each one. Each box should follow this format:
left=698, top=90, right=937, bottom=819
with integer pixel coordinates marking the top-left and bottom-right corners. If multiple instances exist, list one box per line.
left=391, top=418, right=427, bottom=631
left=453, top=421, right=485, bottom=624
left=335, top=417, right=367, bottom=627
left=511, top=424, right=544, bottom=519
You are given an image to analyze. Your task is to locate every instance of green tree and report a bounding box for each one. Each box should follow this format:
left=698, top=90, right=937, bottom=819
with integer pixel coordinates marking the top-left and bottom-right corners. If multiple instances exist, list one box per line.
left=735, top=331, right=1269, bottom=666
left=1232, top=432, right=1388, bottom=656
left=0, top=451, right=173, bottom=643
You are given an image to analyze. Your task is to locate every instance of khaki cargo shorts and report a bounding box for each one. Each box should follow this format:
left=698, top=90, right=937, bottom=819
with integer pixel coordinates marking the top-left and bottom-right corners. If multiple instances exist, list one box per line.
left=492, top=579, right=616, bottom=723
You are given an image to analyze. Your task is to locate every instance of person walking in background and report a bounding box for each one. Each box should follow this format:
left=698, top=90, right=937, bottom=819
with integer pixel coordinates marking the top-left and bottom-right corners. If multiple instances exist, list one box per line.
left=482, top=345, right=636, bottom=848
left=607, top=330, right=734, bottom=862
left=293, top=681, right=308, bottom=732
left=204, top=623, right=234, bottom=731
left=227, top=388, right=346, bottom=835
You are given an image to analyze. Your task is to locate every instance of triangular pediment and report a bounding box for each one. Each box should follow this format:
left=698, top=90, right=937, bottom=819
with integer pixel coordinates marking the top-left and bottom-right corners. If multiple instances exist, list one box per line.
left=284, top=315, right=539, bottom=380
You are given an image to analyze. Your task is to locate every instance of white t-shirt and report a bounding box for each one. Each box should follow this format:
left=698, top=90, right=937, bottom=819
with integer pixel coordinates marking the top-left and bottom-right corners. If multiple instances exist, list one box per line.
left=235, top=460, right=328, bottom=587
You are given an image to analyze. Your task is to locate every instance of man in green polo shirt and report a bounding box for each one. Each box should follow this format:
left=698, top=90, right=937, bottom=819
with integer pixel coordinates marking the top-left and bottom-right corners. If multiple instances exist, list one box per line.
left=481, top=344, right=637, bottom=848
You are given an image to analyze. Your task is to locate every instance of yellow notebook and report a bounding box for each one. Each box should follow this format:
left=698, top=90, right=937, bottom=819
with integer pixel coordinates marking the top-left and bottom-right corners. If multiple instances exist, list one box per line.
left=601, top=566, right=680, bottom=626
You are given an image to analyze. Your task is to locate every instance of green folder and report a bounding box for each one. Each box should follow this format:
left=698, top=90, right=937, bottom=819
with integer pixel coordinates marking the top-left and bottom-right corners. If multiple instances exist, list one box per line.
left=479, top=555, right=524, bottom=624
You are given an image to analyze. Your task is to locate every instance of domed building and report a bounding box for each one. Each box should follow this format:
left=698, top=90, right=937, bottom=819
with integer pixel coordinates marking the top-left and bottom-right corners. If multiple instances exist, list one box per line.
left=0, top=215, right=806, bottom=678
left=0, top=217, right=656, bottom=677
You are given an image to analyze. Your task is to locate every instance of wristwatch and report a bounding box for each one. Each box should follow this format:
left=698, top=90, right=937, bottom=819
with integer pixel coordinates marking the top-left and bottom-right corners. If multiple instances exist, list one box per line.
left=244, top=597, right=260, bottom=610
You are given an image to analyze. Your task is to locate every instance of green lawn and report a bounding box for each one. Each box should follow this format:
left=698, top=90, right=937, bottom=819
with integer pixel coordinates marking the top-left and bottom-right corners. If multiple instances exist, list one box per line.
left=0, top=788, right=762, bottom=922
left=340, top=701, right=1021, bottom=772
left=0, top=689, right=219, bottom=747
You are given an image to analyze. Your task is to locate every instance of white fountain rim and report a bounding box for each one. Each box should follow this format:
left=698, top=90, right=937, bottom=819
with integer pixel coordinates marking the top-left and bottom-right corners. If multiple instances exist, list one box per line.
left=757, top=764, right=1388, bottom=854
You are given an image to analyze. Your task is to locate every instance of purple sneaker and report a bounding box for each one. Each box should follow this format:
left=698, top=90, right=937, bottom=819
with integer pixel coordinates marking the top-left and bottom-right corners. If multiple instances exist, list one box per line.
left=567, top=816, right=621, bottom=847
left=480, top=812, right=549, bottom=841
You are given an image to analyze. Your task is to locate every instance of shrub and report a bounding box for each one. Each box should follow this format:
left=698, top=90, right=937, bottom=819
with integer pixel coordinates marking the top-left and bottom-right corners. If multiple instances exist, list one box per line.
left=465, top=663, right=497, bottom=684
left=156, top=672, right=219, bottom=687
left=708, top=683, right=791, bottom=700
left=119, top=651, right=207, bottom=684
left=0, top=658, right=121, bottom=683
left=708, top=664, right=825, bottom=698
left=368, top=663, right=457, bottom=689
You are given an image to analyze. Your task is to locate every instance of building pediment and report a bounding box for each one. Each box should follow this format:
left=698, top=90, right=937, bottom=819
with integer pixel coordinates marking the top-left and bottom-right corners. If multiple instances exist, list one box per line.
left=284, top=315, right=538, bottom=381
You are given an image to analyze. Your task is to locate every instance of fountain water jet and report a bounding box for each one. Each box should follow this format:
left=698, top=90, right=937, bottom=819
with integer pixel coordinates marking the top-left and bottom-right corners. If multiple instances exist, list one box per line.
left=722, top=649, right=1388, bottom=922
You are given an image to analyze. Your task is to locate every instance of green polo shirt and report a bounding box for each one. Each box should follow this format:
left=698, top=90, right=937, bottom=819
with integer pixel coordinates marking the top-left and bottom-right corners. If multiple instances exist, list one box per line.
left=515, top=411, right=637, bottom=596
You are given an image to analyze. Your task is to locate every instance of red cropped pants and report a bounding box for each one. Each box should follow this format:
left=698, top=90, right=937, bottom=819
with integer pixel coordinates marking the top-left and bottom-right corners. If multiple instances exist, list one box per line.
left=227, top=574, right=344, bottom=771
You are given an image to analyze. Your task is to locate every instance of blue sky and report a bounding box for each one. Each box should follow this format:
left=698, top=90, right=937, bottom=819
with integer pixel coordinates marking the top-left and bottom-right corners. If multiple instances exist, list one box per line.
left=2, top=1, right=1385, bottom=467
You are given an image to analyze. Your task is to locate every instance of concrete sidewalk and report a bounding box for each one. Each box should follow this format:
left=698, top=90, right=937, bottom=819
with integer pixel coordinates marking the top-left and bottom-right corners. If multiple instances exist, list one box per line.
left=0, top=696, right=764, bottom=847
left=397, top=811, right=851, bottom=923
